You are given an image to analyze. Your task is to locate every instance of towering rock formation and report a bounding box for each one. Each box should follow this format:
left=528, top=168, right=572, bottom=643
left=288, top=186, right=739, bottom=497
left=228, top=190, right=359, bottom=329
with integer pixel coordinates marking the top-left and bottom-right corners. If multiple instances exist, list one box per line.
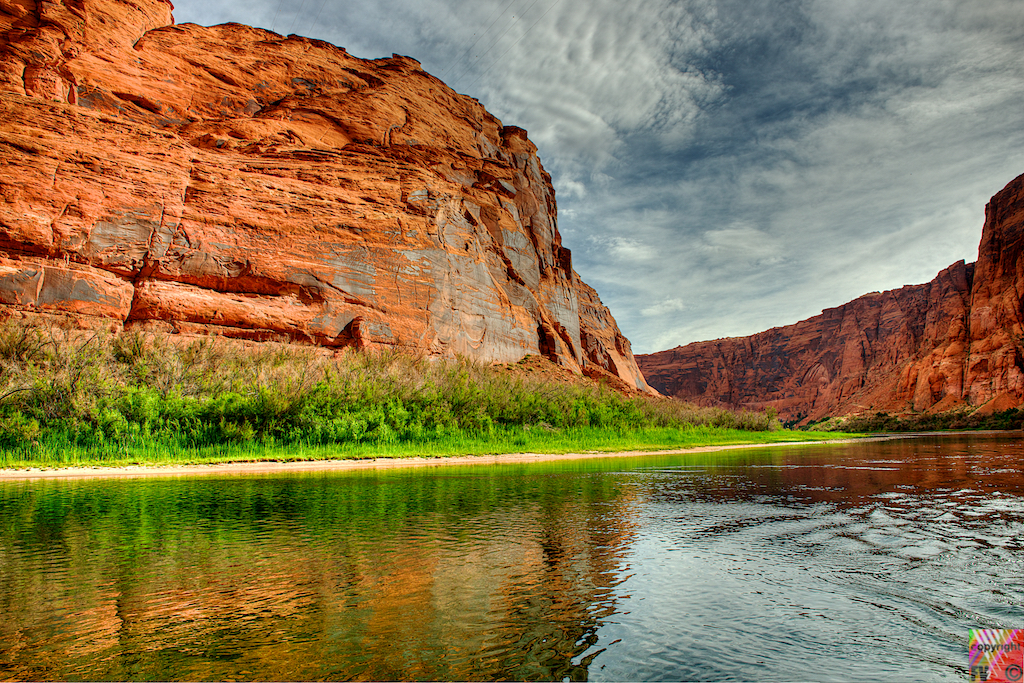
left=962, top=175, right=1024, bottom=409
left=638, top=173, right=1024, bottom=422
left=0, top=0, right=650, bottom=392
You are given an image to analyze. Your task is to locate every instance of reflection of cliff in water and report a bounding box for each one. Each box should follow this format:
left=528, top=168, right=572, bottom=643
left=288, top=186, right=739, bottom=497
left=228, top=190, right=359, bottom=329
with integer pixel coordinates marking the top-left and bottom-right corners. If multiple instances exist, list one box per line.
left=641, top=434, right=1024, bottom=507
left=0, top=466, right=641, bottom=680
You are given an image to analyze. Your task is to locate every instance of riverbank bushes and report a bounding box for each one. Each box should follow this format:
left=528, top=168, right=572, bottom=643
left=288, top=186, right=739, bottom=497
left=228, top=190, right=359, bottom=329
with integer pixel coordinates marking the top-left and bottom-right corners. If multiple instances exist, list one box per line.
left=815, top=408, right=1024, bottom=433
left=0, top=319, right=786, bottom=464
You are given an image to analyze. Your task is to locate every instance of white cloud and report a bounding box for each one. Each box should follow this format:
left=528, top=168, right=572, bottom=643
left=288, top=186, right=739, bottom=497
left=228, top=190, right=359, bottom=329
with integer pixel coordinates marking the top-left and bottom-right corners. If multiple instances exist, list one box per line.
left=554, top=176, right=587, bottom=201
left=699, top=225, right=783, bottom=265
left=641, top=298, right=687, bottom=317
left=590, top=236, right=658, bottom=263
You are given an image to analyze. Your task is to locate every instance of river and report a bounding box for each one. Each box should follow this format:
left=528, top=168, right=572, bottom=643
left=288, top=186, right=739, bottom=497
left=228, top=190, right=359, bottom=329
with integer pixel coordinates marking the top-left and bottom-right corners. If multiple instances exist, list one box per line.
left=0, top=433, right=1021, bottom=681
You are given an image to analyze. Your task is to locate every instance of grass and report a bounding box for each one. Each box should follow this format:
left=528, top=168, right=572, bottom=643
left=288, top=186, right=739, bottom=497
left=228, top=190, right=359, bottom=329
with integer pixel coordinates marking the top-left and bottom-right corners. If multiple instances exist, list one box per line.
left=0, top=425, right=849, bottom=469
left=0, top=317, right=854, bottom=469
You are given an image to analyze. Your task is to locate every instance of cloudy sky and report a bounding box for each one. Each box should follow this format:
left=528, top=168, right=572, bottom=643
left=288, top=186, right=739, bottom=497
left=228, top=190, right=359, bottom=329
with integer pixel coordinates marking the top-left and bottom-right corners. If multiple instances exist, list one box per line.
left=171, top=0, right=1024, bottom=354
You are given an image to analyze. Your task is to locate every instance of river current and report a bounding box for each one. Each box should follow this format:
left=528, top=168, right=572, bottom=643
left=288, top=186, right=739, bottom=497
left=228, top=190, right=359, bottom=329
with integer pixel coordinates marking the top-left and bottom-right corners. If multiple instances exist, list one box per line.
left=0, top=434, right=1021, bottom=681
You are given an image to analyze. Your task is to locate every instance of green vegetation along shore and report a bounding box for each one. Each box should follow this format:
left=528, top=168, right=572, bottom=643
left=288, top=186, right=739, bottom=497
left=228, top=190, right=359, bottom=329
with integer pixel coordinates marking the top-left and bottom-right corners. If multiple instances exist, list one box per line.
left=814, top=408, right=1024, bottom=433
left=0, top=318, right=847, bottom=469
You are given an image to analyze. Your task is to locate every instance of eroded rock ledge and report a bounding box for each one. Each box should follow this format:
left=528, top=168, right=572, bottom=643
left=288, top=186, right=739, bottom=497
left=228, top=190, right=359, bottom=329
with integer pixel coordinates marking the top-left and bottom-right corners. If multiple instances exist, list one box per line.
left=0, top=0, right=651, bottom=392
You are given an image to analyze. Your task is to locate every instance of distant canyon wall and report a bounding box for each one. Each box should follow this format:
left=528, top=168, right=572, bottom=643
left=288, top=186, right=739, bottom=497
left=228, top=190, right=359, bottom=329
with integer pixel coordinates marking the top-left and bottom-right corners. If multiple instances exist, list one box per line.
left=638, top=173, right=1024, bottom=422
left=0, top=0, right=651, bottom=392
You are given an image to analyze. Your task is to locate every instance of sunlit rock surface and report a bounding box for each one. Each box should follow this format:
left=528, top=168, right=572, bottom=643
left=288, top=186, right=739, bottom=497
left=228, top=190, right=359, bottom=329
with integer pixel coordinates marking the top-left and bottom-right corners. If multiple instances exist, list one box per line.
left=0, top=0, right=650, bottom=391
left=638, top=173, right=1024, bottom=422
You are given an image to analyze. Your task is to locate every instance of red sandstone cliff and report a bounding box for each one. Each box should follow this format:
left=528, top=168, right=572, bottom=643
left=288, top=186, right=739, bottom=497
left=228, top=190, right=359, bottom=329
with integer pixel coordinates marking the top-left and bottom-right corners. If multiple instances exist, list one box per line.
left=638, top=173, right=1024, bottom=422
left=0, top=0, right=651, bottom=392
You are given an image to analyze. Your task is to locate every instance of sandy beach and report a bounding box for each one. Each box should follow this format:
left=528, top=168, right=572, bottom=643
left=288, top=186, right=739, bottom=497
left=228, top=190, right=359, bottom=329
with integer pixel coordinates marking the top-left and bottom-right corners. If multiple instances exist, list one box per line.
left=0, top=438, right=887, bottom=481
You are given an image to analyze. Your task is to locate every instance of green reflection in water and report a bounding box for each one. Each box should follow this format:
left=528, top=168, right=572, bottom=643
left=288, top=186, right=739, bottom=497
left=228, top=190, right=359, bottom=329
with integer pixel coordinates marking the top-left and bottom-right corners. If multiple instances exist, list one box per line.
left=0, top=456, right=651, bottom=680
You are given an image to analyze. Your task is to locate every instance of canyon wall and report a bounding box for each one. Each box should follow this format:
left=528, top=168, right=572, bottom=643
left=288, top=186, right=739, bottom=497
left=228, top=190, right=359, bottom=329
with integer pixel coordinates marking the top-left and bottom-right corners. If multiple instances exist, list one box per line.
left=0, top=0, right=650, bottom=391
left=638, top=173, right=1024, bottom=422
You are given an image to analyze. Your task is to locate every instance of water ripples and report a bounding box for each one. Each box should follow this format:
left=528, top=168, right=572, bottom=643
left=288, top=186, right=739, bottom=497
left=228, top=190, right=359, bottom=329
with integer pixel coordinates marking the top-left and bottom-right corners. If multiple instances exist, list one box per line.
left=583, top=437, right=1023, bottom=681
left=0, top=435, right=1021, bottom=680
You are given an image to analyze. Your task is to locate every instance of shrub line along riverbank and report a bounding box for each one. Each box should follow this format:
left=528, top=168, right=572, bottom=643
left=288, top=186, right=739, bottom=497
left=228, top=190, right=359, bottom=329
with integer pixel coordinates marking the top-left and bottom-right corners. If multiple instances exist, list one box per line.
left=0, top=318, right=831, bottom=469
left=0, top=437, right=892, bottom=480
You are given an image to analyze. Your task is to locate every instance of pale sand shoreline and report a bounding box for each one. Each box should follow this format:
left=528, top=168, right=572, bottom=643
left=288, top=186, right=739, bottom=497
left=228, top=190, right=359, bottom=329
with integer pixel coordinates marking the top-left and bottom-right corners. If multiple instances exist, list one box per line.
left=0, top=437, right=898, bottom=481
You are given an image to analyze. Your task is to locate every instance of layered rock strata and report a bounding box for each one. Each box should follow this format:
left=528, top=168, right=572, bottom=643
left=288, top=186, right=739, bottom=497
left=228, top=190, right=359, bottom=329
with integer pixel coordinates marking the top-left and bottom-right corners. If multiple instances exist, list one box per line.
left=638, top=173, right=1024, bottom=422
left=0, top=0, right=651, bottom=391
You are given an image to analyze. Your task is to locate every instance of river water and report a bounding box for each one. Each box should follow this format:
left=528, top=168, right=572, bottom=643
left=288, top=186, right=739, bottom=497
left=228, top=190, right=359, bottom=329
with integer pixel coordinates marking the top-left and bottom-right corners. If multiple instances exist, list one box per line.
left=0, top=434, right=1021, bottom=681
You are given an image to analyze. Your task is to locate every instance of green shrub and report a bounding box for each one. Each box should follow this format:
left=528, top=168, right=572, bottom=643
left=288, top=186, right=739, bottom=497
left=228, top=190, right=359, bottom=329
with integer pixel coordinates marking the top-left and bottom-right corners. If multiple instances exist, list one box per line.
left=117, top=386, right=161, bottom=432
left=821, top=407, right=1024, bottom=432
left=0, top=318, right=786, bottom=453
left=0, top=411, right=40, bottom=447
left=97, top=408, right=130, bottom=439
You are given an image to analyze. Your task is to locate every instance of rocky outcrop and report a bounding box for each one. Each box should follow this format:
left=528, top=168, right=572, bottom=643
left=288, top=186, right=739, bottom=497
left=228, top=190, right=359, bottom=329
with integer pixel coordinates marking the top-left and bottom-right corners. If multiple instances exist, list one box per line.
left=0, top=0, right=651, bottom=392
left=963, top=175, right=1024, bottom=410
left=638, top=173, right=1024, bottom=422
left=575, top=280, right=649, bottom=393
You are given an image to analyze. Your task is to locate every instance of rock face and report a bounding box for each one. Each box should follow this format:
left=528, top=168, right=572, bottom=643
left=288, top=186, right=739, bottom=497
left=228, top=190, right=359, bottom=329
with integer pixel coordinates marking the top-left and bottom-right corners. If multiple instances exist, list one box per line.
left=0, top=0, right=651, bottom=392
left=638, top=173, right=1024, bottom=422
